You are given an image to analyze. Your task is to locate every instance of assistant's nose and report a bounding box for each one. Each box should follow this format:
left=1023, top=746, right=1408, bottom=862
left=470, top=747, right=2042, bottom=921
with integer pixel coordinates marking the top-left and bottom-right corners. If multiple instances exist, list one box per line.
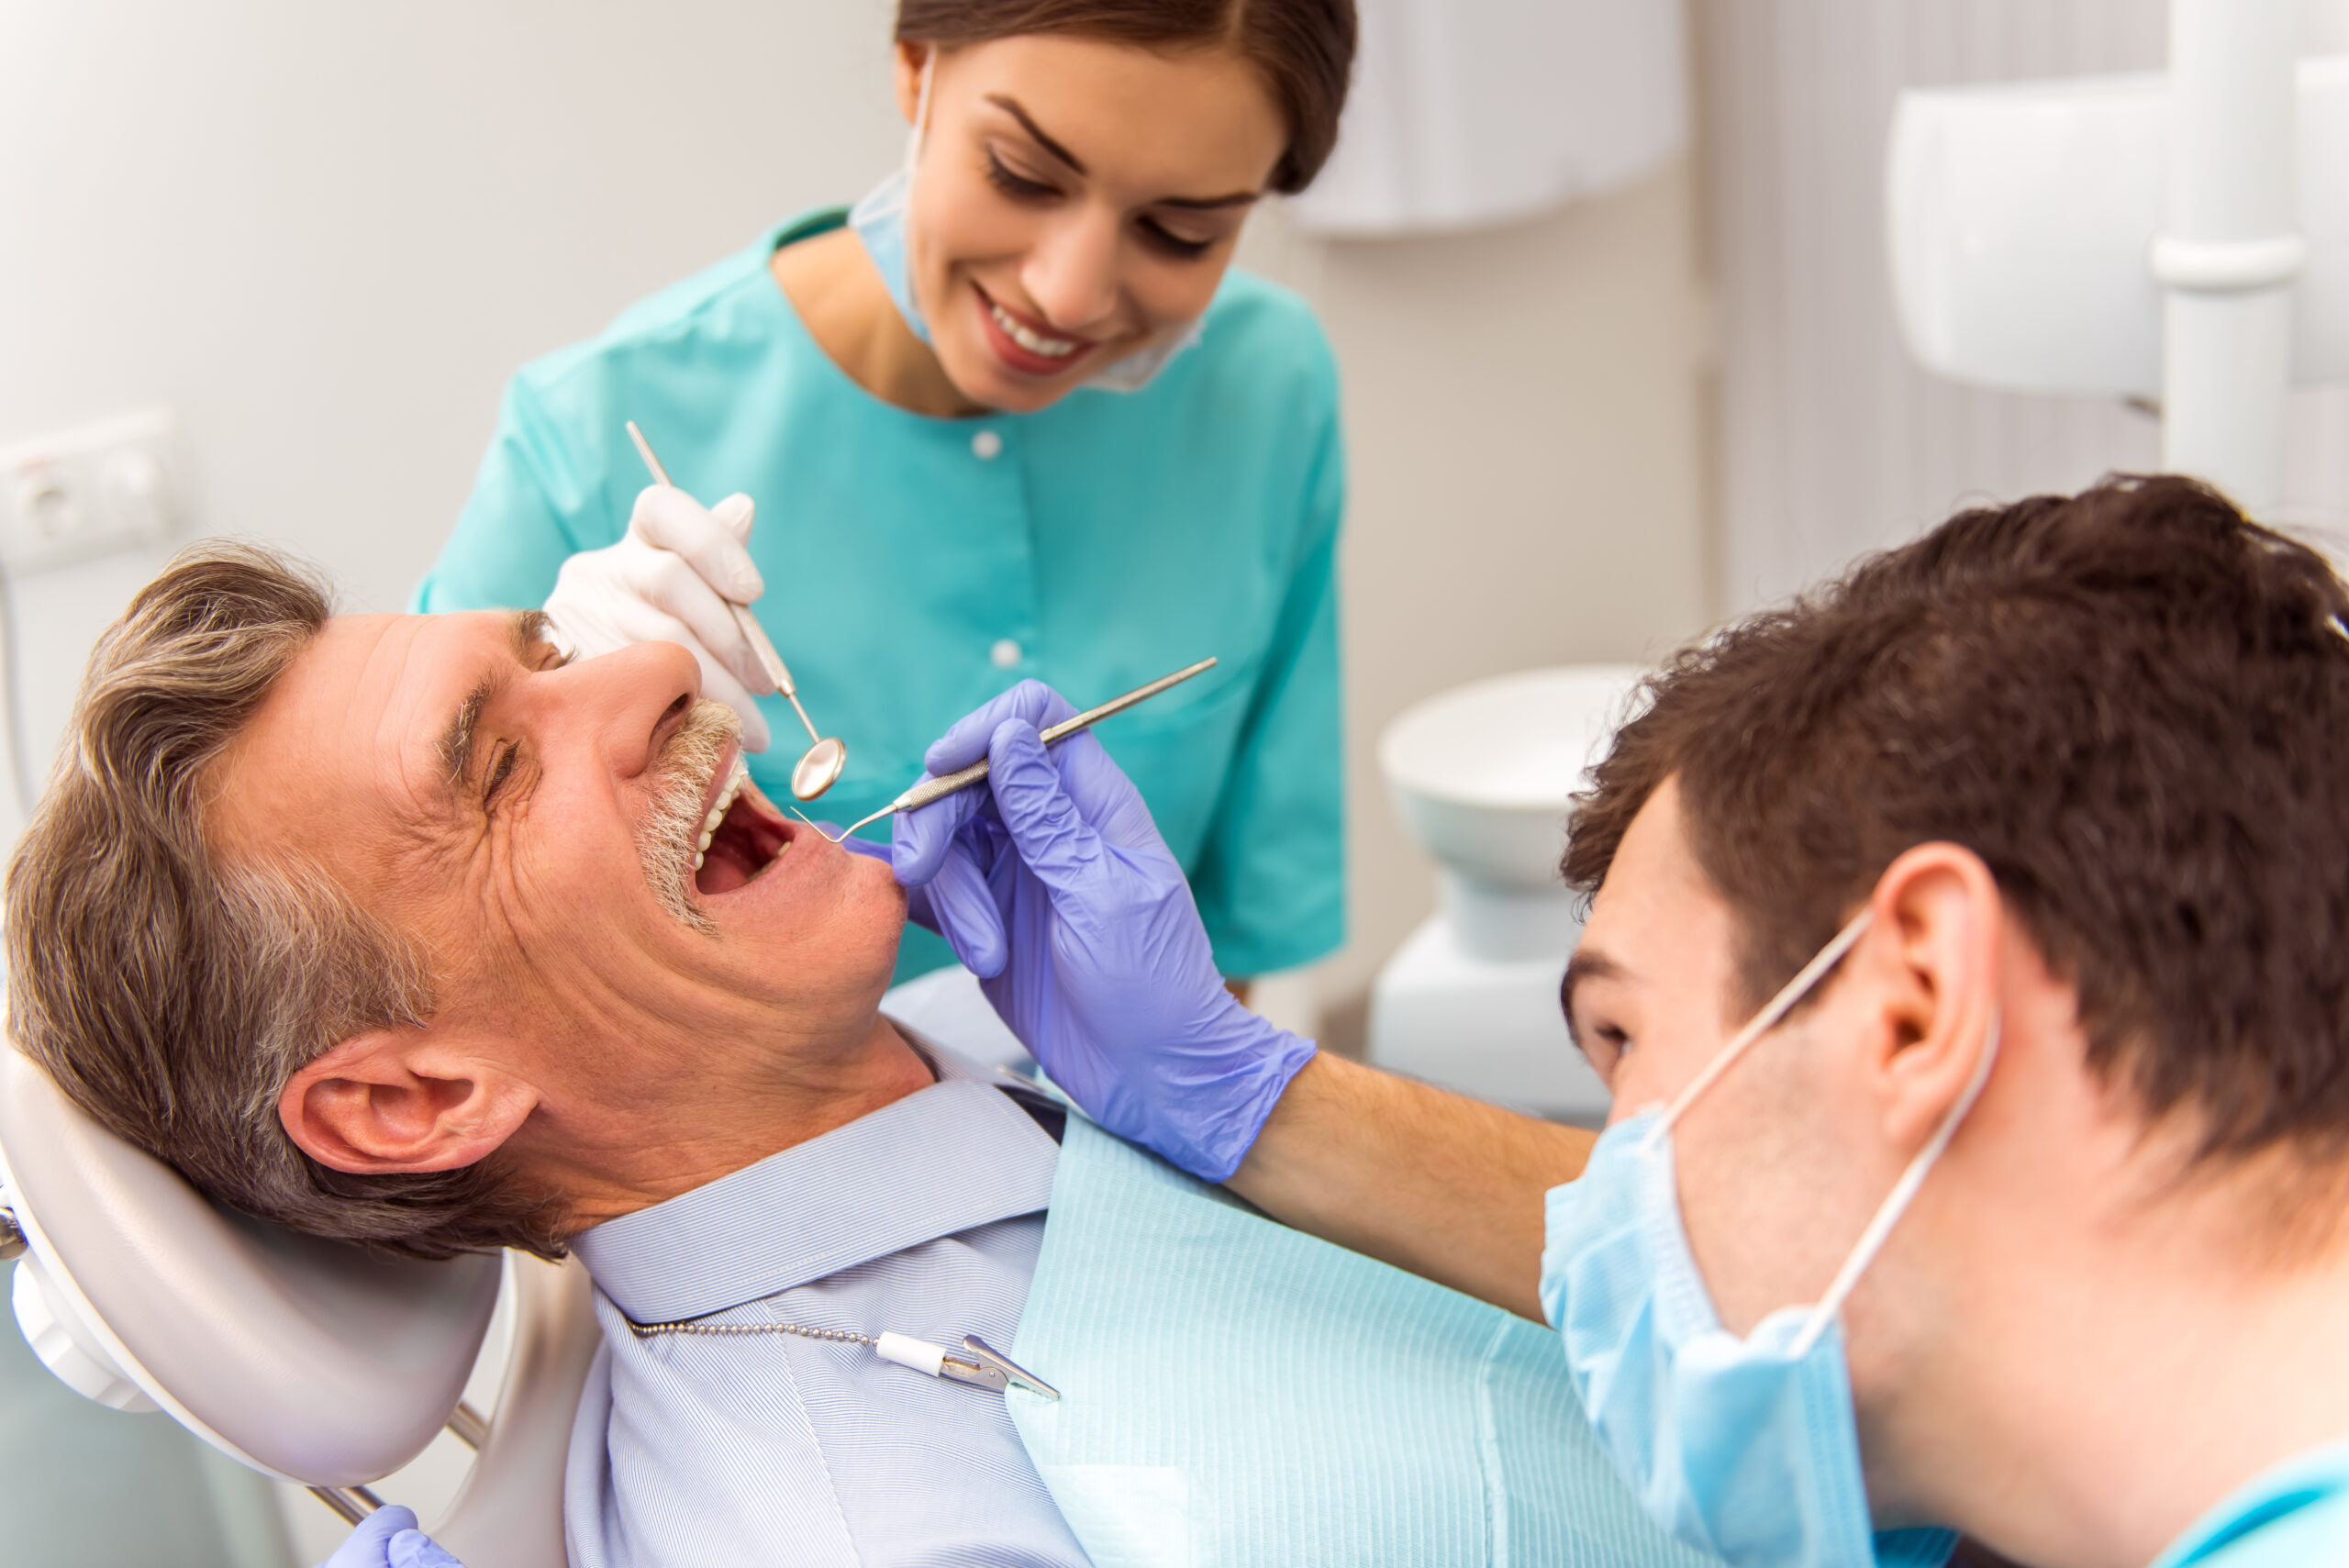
left=1020, top=206, right=1125, bottom=335
left=546, top=639, right=702, bottom=780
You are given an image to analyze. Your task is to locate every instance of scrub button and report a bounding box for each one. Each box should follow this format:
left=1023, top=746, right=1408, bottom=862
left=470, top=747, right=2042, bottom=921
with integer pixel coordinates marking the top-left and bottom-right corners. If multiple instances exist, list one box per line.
left=990, top=639, right=1023, bottom=669
left=971, top=428, right=1004, bottom=461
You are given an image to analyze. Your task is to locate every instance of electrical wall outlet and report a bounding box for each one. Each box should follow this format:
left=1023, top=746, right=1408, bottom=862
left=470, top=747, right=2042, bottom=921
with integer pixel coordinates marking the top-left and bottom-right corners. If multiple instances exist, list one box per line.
left=0, top=408, right=181, bottom=579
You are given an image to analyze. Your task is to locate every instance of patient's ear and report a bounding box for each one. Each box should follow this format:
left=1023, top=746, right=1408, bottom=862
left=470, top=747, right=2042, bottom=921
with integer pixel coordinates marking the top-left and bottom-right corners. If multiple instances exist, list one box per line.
left=278, top=1027, right=538, bottom=1175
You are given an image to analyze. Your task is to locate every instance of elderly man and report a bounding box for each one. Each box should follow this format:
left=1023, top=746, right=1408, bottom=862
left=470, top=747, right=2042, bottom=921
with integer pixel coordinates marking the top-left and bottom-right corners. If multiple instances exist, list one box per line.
left=897, top=474, right=2349, bottom=1568
left=17, top=546, right=1705, bottom=1568
left=5, top=546, right=1092, bottom=1565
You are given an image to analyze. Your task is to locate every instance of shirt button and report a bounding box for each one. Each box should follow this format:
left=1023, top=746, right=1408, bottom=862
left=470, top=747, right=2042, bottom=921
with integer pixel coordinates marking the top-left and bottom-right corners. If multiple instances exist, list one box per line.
left=990, top=639, right=1023, bottom=669
left=971, top=428, right=1003, bottom=461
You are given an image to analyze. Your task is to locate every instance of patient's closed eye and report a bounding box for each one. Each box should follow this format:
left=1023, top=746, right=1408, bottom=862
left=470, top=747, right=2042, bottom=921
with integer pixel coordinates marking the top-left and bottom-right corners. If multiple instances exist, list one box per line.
left=484, top=742, right=521, bottom=806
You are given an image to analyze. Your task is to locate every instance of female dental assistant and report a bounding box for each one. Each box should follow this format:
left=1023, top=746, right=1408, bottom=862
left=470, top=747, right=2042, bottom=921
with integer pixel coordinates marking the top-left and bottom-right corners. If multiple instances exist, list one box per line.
left=415, top=0, right=1357, bottom=985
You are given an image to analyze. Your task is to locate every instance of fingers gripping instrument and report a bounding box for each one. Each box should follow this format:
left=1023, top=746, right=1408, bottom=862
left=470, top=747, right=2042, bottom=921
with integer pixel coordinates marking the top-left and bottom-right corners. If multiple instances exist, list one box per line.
left=624, top=421, right=848, bottom=801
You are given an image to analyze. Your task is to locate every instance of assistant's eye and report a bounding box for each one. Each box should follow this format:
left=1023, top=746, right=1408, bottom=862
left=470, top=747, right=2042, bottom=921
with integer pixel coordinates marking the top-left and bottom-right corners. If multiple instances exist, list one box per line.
left=985, top=150, right=1057, bottom=202
left=1139, top=217, right=1214, bottom=260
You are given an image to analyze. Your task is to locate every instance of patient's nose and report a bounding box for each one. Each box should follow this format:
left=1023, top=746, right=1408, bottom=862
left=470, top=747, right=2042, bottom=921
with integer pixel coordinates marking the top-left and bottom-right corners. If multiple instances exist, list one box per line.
left=554, top=639, right=701, bottom=778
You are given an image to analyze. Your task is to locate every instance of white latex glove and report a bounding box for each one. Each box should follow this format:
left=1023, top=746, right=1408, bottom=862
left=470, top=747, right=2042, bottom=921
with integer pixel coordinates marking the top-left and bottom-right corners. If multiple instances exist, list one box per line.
left=543, top=484, right=778, bottom=751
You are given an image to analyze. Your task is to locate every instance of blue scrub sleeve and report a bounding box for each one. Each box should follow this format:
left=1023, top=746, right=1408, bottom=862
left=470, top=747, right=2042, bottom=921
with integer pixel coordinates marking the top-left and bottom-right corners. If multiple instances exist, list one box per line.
left=1187, top=407, right=1347, bottom=979
left=413, top=375, right=618, bottom=613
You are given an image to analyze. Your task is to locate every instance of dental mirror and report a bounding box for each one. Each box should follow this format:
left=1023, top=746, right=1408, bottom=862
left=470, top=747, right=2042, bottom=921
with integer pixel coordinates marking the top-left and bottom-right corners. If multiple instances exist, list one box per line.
left=792, top=735, right=848, bottom=801
left=625, top=421, right=849, bottom=800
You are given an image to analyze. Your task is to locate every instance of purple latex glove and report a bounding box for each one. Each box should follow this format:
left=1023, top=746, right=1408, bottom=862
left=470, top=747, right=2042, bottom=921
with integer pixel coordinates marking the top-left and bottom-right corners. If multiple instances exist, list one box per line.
left=314, top=1506, right=466, bottom=1568
left=891, top=681, right=1316, bottom=1183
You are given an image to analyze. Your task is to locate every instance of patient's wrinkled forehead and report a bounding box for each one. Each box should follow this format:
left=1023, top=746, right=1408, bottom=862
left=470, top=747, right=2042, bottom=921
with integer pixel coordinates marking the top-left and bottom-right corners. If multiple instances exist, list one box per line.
left=211, top=610, right=530, bottom=872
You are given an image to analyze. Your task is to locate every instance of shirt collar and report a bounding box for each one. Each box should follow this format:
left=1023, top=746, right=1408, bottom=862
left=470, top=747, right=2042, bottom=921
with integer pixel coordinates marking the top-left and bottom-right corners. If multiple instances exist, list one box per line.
left=572, top=1037, right=1059, bottom=1325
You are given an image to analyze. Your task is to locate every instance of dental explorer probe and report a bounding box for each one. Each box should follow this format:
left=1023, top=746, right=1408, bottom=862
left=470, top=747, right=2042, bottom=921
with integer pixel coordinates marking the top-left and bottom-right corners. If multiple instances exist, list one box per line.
left=796, top=657, right=1218, bottom=843
left=624, top=421, right=849, bottom=800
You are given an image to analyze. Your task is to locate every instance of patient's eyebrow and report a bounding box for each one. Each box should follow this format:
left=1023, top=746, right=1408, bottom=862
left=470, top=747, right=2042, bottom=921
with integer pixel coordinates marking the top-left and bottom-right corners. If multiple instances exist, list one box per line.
left=1558, top=948, right=1626, bottom=1051
left=437, top=612, right=544, bottom=794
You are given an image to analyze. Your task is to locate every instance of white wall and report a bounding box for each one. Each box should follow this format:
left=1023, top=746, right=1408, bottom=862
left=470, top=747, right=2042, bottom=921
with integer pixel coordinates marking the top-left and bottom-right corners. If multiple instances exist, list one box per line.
left=0, top=1, right=1714, bottom=1026
left=1238, top=173, right=1712, bottom=1016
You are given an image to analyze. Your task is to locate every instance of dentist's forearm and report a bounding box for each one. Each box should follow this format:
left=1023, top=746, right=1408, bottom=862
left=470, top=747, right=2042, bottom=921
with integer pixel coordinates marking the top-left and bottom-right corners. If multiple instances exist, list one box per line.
left=1225, top=1053, right=1593, bottom=1324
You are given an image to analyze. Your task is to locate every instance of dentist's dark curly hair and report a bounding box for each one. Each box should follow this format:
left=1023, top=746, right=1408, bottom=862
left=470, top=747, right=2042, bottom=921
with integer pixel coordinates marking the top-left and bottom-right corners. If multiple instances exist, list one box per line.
left=1565, top=475, right=2349, bottom=1198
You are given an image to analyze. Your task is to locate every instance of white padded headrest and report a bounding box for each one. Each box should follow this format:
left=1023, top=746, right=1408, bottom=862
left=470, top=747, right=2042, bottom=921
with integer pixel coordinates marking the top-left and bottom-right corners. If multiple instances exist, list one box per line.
left=0, top=1045, right=500, bottom=1485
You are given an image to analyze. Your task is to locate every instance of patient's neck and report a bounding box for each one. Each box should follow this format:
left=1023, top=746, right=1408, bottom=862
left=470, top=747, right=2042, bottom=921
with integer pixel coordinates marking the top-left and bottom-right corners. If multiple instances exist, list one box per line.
left=520, top=1010, right=934, bottom=1232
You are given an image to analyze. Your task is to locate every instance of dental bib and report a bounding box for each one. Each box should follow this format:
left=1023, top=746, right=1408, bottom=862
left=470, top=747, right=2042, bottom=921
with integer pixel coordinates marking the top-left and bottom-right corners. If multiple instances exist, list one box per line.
left=1005, top=1113, right=1719, bottom=1568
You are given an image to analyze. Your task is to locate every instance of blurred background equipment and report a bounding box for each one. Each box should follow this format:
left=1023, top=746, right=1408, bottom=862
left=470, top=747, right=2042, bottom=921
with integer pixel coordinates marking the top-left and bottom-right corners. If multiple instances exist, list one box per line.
left=1366, top=667, right=1641, bottom=1122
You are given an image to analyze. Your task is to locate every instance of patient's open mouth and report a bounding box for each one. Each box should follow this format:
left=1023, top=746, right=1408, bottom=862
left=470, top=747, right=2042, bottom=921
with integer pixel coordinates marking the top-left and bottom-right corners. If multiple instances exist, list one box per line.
left=694, top=757, right=791, bottom=896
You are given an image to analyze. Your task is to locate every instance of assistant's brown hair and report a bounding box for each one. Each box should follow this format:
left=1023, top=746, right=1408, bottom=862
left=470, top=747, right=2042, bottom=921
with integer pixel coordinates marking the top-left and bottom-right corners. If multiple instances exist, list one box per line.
left=6, top=541, right=562, bottom=1259
left=1564, top=475, right=2349, bottom=1168
left=895, top=0, right=1356, bottom=193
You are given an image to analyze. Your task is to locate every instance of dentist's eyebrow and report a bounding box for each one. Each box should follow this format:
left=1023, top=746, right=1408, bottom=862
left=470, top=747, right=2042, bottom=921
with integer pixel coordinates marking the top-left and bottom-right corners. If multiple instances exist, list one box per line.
left=1558, top=948, right=1626, bottom=1051
left=985, top=94, right=1263, bottom=210
left=437, top=611, right=544, bottom=792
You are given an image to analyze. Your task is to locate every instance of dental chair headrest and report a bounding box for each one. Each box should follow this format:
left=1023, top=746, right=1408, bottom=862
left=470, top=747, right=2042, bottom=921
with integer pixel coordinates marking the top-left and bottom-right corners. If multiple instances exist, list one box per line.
left=0, top=1045, right=501, bottom=1485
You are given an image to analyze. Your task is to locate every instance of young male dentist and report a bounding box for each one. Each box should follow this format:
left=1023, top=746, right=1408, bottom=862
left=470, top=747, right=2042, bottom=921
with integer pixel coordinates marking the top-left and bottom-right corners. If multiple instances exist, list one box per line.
left=891, top=475, right=2349, bottom=1568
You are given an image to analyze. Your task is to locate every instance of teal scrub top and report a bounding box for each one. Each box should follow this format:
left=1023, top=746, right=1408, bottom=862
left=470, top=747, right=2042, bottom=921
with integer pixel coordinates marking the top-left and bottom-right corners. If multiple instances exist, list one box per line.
left=417, top=210, right=1345, bottom=985
left=2148, top=1436, right=2349, bottom=1567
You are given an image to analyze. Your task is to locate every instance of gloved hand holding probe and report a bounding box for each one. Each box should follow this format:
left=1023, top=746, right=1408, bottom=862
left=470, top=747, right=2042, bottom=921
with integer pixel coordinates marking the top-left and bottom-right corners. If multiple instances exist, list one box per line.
left=892, top=682, right=1317, bottom=1183
left=542, top=484, right=778, bottom=751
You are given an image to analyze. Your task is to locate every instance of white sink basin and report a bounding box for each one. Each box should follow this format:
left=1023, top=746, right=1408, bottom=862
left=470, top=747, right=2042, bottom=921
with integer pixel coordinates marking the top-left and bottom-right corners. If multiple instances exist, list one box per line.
left=1380, top=664, right=1647, bottom=898
left=1371, top=664, right=1649, bottom=1113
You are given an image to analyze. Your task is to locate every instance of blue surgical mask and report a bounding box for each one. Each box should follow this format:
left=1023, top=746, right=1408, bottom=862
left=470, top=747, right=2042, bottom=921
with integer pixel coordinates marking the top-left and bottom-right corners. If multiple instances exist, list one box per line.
left=847, top=51, right=1203, bottom=393
left=1542, top=910, right=1993, bottom=1568
left=849, top=53, right=938, bottom=345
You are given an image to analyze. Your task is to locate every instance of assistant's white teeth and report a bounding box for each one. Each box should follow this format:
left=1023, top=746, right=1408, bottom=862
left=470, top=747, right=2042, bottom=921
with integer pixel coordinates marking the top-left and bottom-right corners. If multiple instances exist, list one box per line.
left=991, top=301, right=1080, bottom=358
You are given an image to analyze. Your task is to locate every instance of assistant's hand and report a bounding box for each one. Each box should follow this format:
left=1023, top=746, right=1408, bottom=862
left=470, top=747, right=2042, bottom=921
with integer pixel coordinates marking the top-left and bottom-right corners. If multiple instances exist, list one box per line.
left=543, top=484, right=777, bottom=751
left=313, top=1505, right=466, bottom=1568
left=892, top=682, right=1317, bottom=1182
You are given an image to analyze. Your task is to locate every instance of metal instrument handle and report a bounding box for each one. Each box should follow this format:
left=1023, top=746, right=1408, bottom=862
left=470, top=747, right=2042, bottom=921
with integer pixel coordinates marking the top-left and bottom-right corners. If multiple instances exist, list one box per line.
left=888, top=657, right=1219, bottom=815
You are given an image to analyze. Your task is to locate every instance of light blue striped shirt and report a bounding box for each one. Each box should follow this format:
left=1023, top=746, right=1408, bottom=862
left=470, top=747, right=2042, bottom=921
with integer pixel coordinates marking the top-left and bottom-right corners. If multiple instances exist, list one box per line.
left=564, top=1045, right=1085, bottom=1567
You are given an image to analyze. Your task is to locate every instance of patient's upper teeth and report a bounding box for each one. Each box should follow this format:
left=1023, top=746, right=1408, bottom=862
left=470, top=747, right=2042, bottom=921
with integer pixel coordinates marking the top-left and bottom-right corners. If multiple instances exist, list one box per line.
left=692, top=850, right=705, bottom=870
left=697, top=828, right=714, bottom=851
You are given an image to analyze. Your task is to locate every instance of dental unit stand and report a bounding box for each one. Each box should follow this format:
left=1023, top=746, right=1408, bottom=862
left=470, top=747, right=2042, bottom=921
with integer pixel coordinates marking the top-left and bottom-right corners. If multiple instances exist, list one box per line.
left=1887, top=0, right=2345, bottom=515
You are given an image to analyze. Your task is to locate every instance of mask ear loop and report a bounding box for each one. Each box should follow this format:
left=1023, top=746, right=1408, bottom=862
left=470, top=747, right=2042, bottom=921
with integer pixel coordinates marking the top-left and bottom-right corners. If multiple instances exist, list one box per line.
left=1645, top=908, right=1876, bottom=1152
left=1789, top=1008, right=2002, bottom=1356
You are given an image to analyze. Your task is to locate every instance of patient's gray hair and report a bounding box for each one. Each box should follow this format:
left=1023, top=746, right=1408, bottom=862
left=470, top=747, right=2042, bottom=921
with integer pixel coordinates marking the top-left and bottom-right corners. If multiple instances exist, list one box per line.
left=6, top=542, right=562, bottom=1259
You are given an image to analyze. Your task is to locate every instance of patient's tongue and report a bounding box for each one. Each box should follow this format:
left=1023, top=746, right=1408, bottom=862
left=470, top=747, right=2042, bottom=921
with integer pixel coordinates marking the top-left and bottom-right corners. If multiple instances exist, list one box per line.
left=696, top=839, right=759, bottom=895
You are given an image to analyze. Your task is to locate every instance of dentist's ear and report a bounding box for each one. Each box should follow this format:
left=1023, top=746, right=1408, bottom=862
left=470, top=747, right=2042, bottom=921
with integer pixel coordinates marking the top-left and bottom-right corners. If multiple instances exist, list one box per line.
left=278, top=1029, right=539, bottom=1175
left=1866, top=842, right=2004, bottom=1152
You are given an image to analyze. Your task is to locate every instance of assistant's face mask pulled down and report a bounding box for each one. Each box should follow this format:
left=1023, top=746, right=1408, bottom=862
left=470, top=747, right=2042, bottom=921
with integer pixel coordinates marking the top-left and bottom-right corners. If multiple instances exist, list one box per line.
left=849, top=50, right=1204, bottom=395
left=1543, top=911, right=1998, bottom=1568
